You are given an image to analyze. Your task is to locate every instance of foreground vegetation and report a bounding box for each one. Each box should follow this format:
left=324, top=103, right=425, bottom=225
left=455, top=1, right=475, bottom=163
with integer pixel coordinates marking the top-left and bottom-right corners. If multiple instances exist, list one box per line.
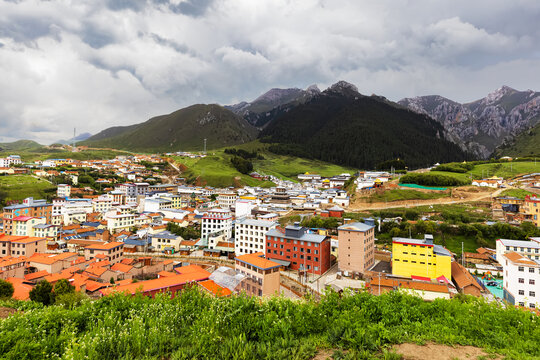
left=0, top=288, right=538, bottom=359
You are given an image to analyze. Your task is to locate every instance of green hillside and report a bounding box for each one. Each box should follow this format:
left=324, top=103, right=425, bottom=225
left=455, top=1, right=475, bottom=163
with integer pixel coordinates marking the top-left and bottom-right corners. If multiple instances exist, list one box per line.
left=0, top=140, right=43, bottom=152
left=82, top=104, right=258, bottom=152
left=0, top=175, right=56, bottom=205
left=174, top=141, right=354, bottom=187
left=495, top=122, right=540, bottom=157
left=260, top=84, right=471, bottom=169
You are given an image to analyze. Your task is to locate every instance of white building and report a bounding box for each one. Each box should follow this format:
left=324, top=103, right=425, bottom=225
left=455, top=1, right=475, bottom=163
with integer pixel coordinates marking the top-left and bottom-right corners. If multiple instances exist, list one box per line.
left=92, top=195, right=115, bottom=213
left=201, top=208, right=232, bottom=241
left=496, top=239, right=540, bottom=265
left=217, top=193, right=237, bottom=209
left=106, top=214, right=137, bottom=233
left=57, top=184, right=71, bottom=198
left=151, top=230, right=183, bottom=251
left=0, top=155, right=22, bottom=167
left=502, top=251, right=539, bottom=309
left=235, top=199, right=257, bottom=219
left=234, top=218, right=277, bottom=255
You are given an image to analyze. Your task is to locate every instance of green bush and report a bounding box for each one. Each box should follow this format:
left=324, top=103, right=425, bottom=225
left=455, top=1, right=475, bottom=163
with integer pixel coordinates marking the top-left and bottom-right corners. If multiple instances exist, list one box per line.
left=400, top=173, right=470, bottom=186
left=0, top=279, right=14, bottom=299
left=29, top=280, right=54, bottom=305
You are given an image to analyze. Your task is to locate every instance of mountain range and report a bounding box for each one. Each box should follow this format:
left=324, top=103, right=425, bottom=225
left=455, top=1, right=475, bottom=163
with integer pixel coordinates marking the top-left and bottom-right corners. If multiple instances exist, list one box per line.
left=398, top=86, right=540, bottom=158
left=76, top=81, right=540, bottom=168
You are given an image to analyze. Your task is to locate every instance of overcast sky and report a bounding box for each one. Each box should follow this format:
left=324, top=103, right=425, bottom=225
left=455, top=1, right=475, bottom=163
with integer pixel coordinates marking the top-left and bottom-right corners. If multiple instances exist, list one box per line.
left=1, top=0, right=539, bottom=144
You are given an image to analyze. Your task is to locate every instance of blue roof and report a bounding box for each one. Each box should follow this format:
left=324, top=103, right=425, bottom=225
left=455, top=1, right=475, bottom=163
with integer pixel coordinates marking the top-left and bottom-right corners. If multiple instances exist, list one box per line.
left=266, top=228, right=327, bottom=244
left=338, top=222, right=374, bottom=232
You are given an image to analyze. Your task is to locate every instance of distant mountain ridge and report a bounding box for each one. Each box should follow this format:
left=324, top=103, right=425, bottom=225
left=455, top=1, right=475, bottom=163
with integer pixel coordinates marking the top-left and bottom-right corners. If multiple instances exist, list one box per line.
left=226, top=85, right=321, bottom=128
left=56, top=132, right=93, bottom=145
left=81, top=104, right=257, bottom=152
left=260, top=81, right=469, bottom=169
left=399, top=86, right=540, bottom=158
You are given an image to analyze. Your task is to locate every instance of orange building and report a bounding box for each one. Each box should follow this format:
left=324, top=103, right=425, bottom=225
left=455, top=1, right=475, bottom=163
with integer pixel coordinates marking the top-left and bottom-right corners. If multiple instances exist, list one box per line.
left=2, top=198, right=52, bottom=235
left=0, top=235, right=47, bottom=257
left=235, top=252, right=281, bottom=297
left=84, top=242, right=124, bottom=264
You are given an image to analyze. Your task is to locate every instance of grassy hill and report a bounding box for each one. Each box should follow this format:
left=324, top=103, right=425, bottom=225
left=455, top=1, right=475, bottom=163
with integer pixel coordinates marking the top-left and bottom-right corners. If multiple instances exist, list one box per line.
left=173, top=141, right=354, bottom=187
left=0, top=175, right=56, bottom=204
left=0, top=147, right=131, bottom=163
left=82, top=104, right=258, bottom=152
left=0, top=288, right=538, bottom=359
left=495, top=122, right=540, bottom=157
left=0, top=140, right=43, bottom=152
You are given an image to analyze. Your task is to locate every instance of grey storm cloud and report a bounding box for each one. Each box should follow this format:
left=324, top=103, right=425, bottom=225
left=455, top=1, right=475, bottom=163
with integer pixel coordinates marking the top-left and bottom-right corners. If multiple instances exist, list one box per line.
left=0, top=0, right=539, bottom=144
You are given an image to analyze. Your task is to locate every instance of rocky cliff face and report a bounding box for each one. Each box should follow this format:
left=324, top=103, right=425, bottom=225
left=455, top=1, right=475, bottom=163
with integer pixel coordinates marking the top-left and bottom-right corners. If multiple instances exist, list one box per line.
left=226, top=85, right=320, bottom=128
left=399, top=86, right=540, bottom=158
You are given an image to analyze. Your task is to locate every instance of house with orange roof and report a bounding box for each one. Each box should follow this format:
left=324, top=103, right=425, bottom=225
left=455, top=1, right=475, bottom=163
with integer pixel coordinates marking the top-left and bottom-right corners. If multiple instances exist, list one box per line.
left=100, top=265, right=210, bottom=298
left=0, top=256, right=27, bottom=279
left=502, top=251, right=539, bottom=309
left=83, top=264, right=117, bottom=282
left=27, top=252, right=79, bottom=274
left=7, top=277, right=33, bottom=300
left=451, top=262, right=483, bottom=297
left=84, top=241, right=124, bottom=264
left=198, top=279, right=232, bottom=297
left=24, top=270, right=50, bottom=282
left=0, top=234, right=47, bottom=258
left=234, top=252, right=281, bottom=297
left=365, top=276, right=451, bottom=300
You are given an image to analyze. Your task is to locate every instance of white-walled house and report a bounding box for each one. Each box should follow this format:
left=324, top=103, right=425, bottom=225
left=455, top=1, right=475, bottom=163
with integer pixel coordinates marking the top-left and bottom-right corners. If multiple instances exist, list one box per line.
left=235, top=218, right=277, bottom=255
left=502, top=251, right=539, bottom=309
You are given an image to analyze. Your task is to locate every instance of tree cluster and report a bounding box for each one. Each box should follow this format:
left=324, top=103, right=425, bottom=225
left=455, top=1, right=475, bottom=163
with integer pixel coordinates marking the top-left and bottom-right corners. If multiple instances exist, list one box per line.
left=230, top=157, right=253, bottom=174
left=400, top=173, right=470, bottom=186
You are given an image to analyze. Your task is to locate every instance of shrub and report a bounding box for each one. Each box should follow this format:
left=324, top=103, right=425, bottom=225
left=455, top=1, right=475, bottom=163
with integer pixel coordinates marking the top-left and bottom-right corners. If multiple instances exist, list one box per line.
left=54, top=279, right=75, bottom=297
left=29, top=280, right=55, bottom=305
left=0, top=279, right=14, bottom=299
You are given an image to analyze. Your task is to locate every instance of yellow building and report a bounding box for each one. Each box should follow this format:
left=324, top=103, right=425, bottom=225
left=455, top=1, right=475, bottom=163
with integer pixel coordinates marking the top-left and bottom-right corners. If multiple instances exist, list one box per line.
left=521, top=195, right=540, bottom=227
left=392, top=235, right=452, bottom=280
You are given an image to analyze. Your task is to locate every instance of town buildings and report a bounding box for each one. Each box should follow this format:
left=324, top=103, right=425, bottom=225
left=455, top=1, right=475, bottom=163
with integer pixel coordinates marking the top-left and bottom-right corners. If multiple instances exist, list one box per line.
left=502, top=251, right=539, bottom=309
left=235, top=252, right=281, bottom=297
left=2, top=198, right=53, bottom=235
left=201, top=208, right=232, bottom=242
left=0, top=235, right=47, bottom=257
left=265, top=226, right=331, bottom=275
left=521, top=195, right=540, bottom=227
left=235, top=218, right=277, bottom=255
left=337, top=222, right=375, bottom=276
left=392, top=235, right=452, bottom=280
left=496, top=238, right=540, bottom=264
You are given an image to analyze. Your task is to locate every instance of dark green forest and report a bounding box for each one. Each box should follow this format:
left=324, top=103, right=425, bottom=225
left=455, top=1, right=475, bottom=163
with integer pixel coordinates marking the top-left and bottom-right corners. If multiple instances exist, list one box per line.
left=260, top=92, right=471, bottom=169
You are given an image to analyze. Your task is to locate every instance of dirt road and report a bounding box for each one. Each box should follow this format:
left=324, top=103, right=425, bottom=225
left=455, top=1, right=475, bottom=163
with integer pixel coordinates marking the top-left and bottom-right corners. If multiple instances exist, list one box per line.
left=347, top=186, right=505, bottom=211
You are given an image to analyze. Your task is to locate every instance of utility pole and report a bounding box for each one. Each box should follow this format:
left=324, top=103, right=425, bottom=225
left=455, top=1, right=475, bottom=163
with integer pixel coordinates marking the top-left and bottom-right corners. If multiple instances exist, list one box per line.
left=462, top=242, right=464, bottom=267
left=203, top=138, right=207, bottom=154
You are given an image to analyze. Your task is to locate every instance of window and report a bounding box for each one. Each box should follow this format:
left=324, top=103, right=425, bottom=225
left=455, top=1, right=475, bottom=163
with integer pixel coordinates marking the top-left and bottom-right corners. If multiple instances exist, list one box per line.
left=518, top=278, right=524, bottom=283
left=530, top=279, right=535, bottom=285
left=519, top=290, right=525, bottom=295
left=529, top=268, right=535, bottom=273
left=519, top=302, right=525, bottom=307
left=529, top=291, right=535, bottom=297
left=518, top=266, right=524, bottom=272
left=530, top=303, right=536, bottom=309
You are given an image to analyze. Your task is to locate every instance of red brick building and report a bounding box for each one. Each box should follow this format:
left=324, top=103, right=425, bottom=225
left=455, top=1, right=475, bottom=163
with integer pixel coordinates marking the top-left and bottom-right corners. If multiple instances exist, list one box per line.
left=265, top=226, right=331, bottom=275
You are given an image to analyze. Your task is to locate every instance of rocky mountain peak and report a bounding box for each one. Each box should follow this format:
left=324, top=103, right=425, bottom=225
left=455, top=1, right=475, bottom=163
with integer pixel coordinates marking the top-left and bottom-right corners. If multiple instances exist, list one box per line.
left=306, top=84, right=321, bottom=94
left=326, top=81, right=359, bottom=95
left=253, top=88, right=302, bottom=103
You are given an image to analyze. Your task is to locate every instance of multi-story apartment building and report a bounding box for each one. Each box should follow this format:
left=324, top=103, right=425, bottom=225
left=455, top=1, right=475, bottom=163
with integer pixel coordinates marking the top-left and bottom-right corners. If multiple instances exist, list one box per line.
left=235, top=252, right=281, bottom=297
left=521, top=195, right=540, bottom=227
left=12, top=216, right=46, bottom=236
left=201, top=208, right=232, bottom=241
left=496, top=238, right=540, bottom=264
left=337, top=222, right=375, bottom=275
left=152, top=230, right=183, bottom=252
left=0, top=234, right=47, bottom=257
left=84, top=241, right=124, bottom=264
left=92, top=195, right=114, bottom=213
left=217, top=193, right=237, bottom=209
left=115, top=182, right=149, bottom=198
left=56, top=184, right=71, bottom=198
left=392, top=235, right=452, bottom=280
left=0, top=155, right=22, bottom=167
left=502, top=251, right=539, bottom=309
left=106, top=214, right=136, bottom=233
left=2, top=198, right=52, bottom=235
left=235, top=218, right=277, bottom=255
left=265, top=225, right=331, bottom=275
left=32, top=224, right=59, bottom=239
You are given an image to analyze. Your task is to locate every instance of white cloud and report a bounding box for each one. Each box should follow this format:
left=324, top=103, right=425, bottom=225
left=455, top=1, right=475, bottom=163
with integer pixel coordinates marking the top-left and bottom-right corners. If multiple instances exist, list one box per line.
left=0, top=0, right=539, bottom=143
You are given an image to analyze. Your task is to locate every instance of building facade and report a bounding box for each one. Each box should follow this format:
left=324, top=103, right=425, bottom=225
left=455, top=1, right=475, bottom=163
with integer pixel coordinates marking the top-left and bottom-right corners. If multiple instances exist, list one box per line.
left=235, top=218, right=277, bottom=255
left=337, top=222, right=375, bottom=275
left=392, top=235, right=452, bottom=280
left=235, top=252, right=281, bottom=297
left=2, top=198, right=52, bottom=235
left=521, top=195, right=540, bottom=227
left=265, top=226, right=331, bottom=275
left=502, top=251, right=539, bottom=309
left=201, top=208, right=232, bottom=241
left=496, top=238, right=540, bottom=264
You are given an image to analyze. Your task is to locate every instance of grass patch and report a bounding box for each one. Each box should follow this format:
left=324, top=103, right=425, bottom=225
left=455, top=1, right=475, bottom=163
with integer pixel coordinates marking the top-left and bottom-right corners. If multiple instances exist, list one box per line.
left=360, top=189, right=449, bottom=203
left=0, top=148, right=131, bottom=163
left=499, top=188, right=535, bottom=199
left=0, top=175, right=56, bottom=203
left=470, top=162, right=540, bottom=179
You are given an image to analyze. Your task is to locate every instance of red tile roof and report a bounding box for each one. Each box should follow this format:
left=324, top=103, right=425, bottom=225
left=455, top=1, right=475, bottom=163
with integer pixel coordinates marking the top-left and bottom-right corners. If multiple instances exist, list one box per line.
left=235, top=252, right=281, bottom=270
left=198, top=280, right=232, bottom=297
